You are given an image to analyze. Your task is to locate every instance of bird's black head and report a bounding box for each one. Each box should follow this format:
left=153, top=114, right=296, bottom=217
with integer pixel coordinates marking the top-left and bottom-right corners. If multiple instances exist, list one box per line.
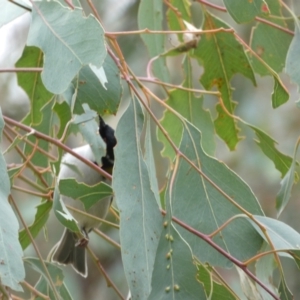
left=99, top=116, right=117, bottom=168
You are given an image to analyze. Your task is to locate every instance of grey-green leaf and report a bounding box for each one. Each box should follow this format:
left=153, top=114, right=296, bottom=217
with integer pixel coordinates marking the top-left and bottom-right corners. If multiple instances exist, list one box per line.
left=249, top=215, right=300, bottom=252
left=65, top=55, right=121, bottom=115
left=59, top=178, right=112, bottom=211
left=113, top=98, right=163, bottom=299
left=0, top=109, right=25, bottom=291
left=286, top=25, right=300, bottom=89
left=28, top=1, right=106, bottom=94
left=138, top=0, right=170, bottom=82
left=170, top=122, right=264, bottom=267
left=149, top=224, right=206, bottom=300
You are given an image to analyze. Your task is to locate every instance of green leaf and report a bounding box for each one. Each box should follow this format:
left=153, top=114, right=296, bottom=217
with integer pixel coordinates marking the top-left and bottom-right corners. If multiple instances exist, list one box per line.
left=16, top=46, right=53, bottom=125
left=197, top=264, right=237, bottom=299
left=213, top=102, right=241, bottom=151
left=113, top=97, right=163, bottom=299
left=52, top=100, right=72, bottom=139
left=27, top=1, right=106, bottom=94
left=65, top=55, right=121, bottom=115
left=23, top=99, right=54, bottom=175
left=192, top=12, right=255, bottom=150
left=272, top=76, right=289, bottom=108
left=170, top=122, right=264, bottom=267
left=24, top=258, right=71, bottom=300
left=59, top=178, right=112, bottom=211
left=248, top=124, right=293, bottom=177
left=223, top=0, right=269, bottom=23
left=278, top=277, right=293, bottom=300
left=149, top=224, right=206, bottom=300
left=19, top=201, right=52, bottom=250
left=138, top=0, right=170, bottom=82
left=286, top=25, right=300, bottom=90
left=276, top=142, right=298, bottom=217
left=158, top=57, right=215, bottom=162
left=0, top=109, right=25, bottom=291
left=250, top=0, right=292, bottom=75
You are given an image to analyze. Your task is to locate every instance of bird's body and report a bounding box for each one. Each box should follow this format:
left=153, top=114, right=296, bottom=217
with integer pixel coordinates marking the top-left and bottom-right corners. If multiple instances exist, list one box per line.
left=52, top=116, right=117, bottom=277
left=58, top=144, right=112, bottom=231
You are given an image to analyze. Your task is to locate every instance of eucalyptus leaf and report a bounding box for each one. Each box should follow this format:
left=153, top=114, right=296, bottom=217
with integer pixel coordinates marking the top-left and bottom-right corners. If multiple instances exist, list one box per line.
left=170, top=122, right=264, bottom=267
left=28, top=1, right=106, bottom=94
left=0, top=109, right=25, bottom=291
left=113, top=98, right=163, bottom=299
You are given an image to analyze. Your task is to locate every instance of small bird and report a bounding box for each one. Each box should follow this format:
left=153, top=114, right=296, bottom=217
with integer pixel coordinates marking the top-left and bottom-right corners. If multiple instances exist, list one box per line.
left=52, top=116, right=117, bottom=277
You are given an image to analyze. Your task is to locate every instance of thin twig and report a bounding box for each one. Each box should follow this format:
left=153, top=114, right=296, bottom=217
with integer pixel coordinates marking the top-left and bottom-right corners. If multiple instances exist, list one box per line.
left=0, top=68, right=42, bottom=72
left=21, top=281, right=50, bottom=300
left=67, top=205, right=119, bottom=229
left=93, top=228, right=121, bottom=250
left=3, top=128, right=49, bottom=187
left=3, top=116, right=112, bottom=181
left=5, top=124, right=56, bottom=161
left=162, top=210, right=280, bottom=300
left=86, top=247, right=125, bottom=300
left=8, top=0, right=31, bottom=11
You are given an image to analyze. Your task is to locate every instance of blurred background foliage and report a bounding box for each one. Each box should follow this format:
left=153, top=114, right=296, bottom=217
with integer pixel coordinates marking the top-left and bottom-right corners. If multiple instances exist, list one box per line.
left=2, top=0, right=300, bottom=299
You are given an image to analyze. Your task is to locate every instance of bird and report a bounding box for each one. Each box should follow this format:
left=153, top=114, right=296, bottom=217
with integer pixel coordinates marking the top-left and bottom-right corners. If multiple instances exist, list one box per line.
left=51, top=116, right=117, bottom=277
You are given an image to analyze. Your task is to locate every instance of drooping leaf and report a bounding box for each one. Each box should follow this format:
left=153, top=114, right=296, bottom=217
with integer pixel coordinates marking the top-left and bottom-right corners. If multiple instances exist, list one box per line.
left=276, top=142, right=299, bottom=217
left=16, top=46, right=53, bottom=125
left=27, top=1, right=106, bottom=94
left=19, top=201, right=52, bottom=250
left=271, top=76, right=289, bottom=108
left=192, top=12, right=256, bottom=150
left=113, top=97, right=163, bottom=299
left=0, top=109, right=25, bottom=291
left=169, top=122, right=264, bottom=267
left=149, top=224, right=206, bottom=300
left=138, top=0, right=170, bottom=82
left=249, top=124, right=293, bottom=177
left=223, top=0, right=269, bottom=23
left=59, top=178, right=112, bottom=211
